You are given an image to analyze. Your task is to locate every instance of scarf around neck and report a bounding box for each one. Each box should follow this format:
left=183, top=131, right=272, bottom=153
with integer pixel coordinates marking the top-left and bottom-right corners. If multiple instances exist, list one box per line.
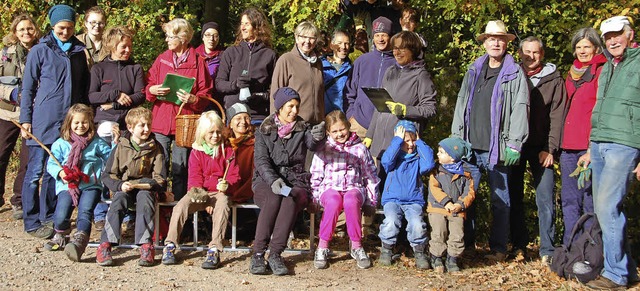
left=297, top=46, right=317, bottom=64
left=442, top=161, right=465, bottom=175
left=53, top=33, right=72, bottom=52
left=202, top=141, right=222, bottom=158
left=65, top=132, right=91, bottom=206
left=274, top=114, right=296, bottom=139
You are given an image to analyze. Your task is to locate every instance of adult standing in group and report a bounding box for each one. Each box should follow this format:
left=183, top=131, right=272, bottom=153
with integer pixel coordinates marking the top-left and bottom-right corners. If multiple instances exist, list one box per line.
left=345, top=16, right=395, bottom=141
left=559, top=27, right=606, bottom=245
left=216, top=8, right=276, bottom=125
left=77, top=6, right=107, bottom=65
left=0, top=14, right=41, bottom=220
left=146, top=18, right=212, bottom=201
left=249, top=87, right=325, bottom=276
left=450, top=20, right=529, bottom=261
left=195, top=22, right=225, bottom=99
left=583, top=16, right=640, bottom=290
left=509, top=36, right=566, bottom=263
left=270, top=21, right=325, bottom=125
left=20, top=4, right=90, bottom=238
left=321, top=30, right=352, bottom=114
left=366, top=30, right=437, bottom=161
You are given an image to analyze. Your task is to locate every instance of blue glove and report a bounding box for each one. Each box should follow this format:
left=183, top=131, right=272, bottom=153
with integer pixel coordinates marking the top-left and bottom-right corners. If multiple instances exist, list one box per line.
left=10, top=86, right=19, bottom=103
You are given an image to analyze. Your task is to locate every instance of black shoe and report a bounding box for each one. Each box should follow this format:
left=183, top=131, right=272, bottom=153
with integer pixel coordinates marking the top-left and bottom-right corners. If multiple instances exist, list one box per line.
left=446, top=256, right=460, bottom=272
left=414, top=252, right=431, bottom=270
left=378, top=247, right=393, bottom=266
left=268, top=253, right=289, bottom=276
left=249, top=253, right=268, bottom=275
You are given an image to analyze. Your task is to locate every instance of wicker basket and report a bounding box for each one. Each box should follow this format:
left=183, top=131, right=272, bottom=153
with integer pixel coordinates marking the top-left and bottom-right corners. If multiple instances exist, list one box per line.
left=175, top=96, right=225, bottom=148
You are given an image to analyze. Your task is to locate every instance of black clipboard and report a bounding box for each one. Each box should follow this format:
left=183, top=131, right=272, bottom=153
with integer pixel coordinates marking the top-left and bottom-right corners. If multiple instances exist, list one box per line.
left=362, top=87, right=394, bottom=113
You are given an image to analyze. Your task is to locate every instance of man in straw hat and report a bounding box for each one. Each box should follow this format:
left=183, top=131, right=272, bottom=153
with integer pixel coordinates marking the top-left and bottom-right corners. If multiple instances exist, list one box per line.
left=582, top=15, right=640, bottom=290
left=451, top=20, right=529, bottom=262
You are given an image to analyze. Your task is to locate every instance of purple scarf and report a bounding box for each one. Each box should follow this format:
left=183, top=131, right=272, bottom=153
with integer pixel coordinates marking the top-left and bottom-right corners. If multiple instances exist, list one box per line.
left=274, top=115, right=296, bottom=139
left=66, top=133, right=90, bottom=206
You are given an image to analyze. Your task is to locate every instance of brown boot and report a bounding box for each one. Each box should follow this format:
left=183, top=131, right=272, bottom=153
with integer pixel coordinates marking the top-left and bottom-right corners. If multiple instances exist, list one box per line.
left=65, top=231, right=89, bottom=262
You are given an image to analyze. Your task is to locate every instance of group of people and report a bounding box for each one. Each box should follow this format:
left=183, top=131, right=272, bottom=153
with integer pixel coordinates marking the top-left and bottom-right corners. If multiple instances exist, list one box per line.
left=0, top=2, right=639, bottom=287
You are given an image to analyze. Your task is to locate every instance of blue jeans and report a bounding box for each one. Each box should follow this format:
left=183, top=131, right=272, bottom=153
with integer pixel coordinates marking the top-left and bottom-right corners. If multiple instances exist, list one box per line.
left=467, top=150, right=511, bottom=253
left=509, top=146, right=556, bottom=257
left=22, top=146, right=57, bottom=232
left=53, top=188, right=101, bottom=234
left=155, top=133, right=189, bottom=200
left=378, top=202, right=427, bottom=248
left=560, top=150, right=594, bottom=245
left=591, top=142, right=639, bottom=285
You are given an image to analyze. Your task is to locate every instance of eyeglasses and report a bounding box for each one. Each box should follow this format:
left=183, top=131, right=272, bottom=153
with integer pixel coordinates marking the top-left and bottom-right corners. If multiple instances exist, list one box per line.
left=16, top=27, right=35, bottom=33
left=296, top=35, right=317, bottom=41
left=392, top=47, right=407, bottom=52
left=203, top=33, right=219, bottom=39
left=88, top=21, right=106, bottom=27
left=165, top=34, right=181, bottom=41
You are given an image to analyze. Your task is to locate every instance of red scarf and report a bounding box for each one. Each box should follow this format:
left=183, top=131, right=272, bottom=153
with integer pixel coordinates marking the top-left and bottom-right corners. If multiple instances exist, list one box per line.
left=522, top=64, right=542, bottom=77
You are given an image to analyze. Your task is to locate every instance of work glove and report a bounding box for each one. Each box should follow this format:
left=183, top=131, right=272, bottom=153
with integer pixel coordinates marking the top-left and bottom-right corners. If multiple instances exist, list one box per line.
left=216, top=178, right=229, bottom=193
left=503, top=147, right=521, bottom=166
left=271, top=178, right=286, bottom=195
left=385, top=101, right=406, bottom=116
left=310, top=121, right=326, bottom=141
left=569, top=162, right=591, bottom=189
left=236, top=75, right=251, bottom=89
left=363, top=137, right=372, bottom=148
left=188, top=187, right=209, bottom=203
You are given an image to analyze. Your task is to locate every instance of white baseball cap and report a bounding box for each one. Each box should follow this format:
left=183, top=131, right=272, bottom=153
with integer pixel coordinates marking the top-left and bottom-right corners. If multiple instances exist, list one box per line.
left=600, top=16, right=631, bottom=37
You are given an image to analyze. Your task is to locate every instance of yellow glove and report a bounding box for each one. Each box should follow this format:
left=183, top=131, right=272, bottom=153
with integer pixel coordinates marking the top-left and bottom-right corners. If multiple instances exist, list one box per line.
left=363, top=137, right=372, bottom=148
left=385, top=101, right=406, bottom=116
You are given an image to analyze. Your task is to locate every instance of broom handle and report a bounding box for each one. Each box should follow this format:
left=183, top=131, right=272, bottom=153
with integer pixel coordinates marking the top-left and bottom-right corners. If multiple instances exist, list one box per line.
left=11, top=119, right=63, bottom=169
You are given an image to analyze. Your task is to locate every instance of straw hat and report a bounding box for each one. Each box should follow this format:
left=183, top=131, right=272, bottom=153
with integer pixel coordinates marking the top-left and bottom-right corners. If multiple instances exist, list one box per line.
left=476, top=20, right=516, bottom=42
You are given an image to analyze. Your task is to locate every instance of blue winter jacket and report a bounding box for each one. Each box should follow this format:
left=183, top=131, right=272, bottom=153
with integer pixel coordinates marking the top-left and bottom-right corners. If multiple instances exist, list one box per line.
left=345, top=48, right=395, bottom=129
left=47, top=136, right=112, bottom=195
left=19, top=32, right=90, bottom=145
left=380, top=136, right=435, bottom=206
left=321, top=56, right=352, bottom=114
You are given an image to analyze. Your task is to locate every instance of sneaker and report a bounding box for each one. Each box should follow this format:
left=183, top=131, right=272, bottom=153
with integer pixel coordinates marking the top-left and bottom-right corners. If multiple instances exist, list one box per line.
left=94, top=220, right=106, bottom=232
left=138, top=243, right=155, bottom=266
left=314, top=248, right=330, bottom=269
left=44, top=232, right=67, bottom=251
left=484, top=251, right=507, bottom=262
left=351, top=248, right=371, bottom=269
left=586, top=275, right=626, bottom=290
left=249, top=252, right=268, bottom=275
left=432, top=255, right=445, bottom=273
left=161, top=243, right=176, bottom=265
left=541, top=255, right=552, bottom=266
left=65, top=231, right=89, bottom=262
left=28, top=225, right=54, bottom=239
left=96, top=242, right=113, bottom=266
left=378, top=246, right=394, bottom=266
left=446, top=256, right=460, bottom=273
left=201, top=248, right=220, bottom=269
left=414, top=252, right=431, bottom=270
left=11, top=205, right=23, bottom=220
left=267, top=253, right=289, bottom=276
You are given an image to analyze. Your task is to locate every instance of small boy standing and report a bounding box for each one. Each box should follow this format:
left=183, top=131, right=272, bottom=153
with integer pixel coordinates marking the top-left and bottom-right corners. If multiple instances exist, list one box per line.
left=427, top=137, right=475, bottom=273
left=96, top=107, right=166, bottom=266
left=378, top=120, right=435, bottom=269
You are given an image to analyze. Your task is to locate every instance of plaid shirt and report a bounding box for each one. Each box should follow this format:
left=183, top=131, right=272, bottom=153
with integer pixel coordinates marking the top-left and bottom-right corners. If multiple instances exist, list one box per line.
left=310, top=132, right=379, bottom=206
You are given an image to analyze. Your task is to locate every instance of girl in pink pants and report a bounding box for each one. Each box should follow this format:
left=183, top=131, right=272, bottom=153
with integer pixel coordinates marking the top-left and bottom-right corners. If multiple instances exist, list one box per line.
left=309, top=110, right=379, bottom=269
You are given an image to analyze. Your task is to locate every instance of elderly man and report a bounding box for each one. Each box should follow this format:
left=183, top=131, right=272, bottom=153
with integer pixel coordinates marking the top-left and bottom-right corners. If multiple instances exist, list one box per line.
left=509, top=36, right=566, bottom=264
left=451, top=20, right=529, bottom=262
left=583, top=16, right=640, bottom=289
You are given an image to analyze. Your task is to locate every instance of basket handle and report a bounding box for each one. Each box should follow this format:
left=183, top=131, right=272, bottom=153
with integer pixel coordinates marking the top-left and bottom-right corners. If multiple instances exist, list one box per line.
left=175, top=95, right=225, bottom=122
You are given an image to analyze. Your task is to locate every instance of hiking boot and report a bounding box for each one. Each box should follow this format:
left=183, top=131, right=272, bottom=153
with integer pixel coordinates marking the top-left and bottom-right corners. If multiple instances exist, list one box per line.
left=44, top=232, right=67, bottom=251
left=94, top=220, right=105, bottom=232
left=249, top=252, right=268, bottom=275
left=11, top=205, right=23, bottom=220
left=96, top=242, right=113, bottom=266
left=586, top=275, right=626, bottom=290
left=351, top=248, right=371, bottom=269
left=484, top=251, right=507, bottom=262
left=201, top=248, right=220, bottom=269
left=314, top=248, right=330, bottom=269
left=432, top=255, right=445, bottom=273
left=65, top=231, right=89, bottom=262
left=378, top=245, right=394, bottom=266
left=138, top=243, right=155, bottom=266
left=446, top=256, right=460, bottom=273
left=268, top=253, right=289, bottom=276
left=28, top=225, right=54, bottom=239
left=414, top=252, right=431, bottom=270
left=161, top=243, right=176, bottom=265
left=43, top=220, right=54, bottom=229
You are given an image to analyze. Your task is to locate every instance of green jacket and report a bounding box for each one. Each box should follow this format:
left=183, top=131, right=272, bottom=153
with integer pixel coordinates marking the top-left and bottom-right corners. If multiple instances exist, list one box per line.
left=591, top=47, right=640, bottom=149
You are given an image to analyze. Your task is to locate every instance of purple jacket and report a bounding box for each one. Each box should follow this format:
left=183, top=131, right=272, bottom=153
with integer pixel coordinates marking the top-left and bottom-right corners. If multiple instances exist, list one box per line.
left=345, top=48, right=395, bottom=129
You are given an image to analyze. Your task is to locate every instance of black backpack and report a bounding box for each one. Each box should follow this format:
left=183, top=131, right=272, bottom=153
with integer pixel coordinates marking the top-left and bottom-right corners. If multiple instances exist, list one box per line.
left=550, top=213, right=604, bottom=283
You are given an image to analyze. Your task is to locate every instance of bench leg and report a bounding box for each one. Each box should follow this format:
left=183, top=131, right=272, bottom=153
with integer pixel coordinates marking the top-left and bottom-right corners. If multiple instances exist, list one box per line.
left=193, top=212, right=198, bottom=247
left=154, top=204, right=160, bottom=246
left=231, top=206, right=237, bottom=250
left=309, top=212, right=315, bottom=251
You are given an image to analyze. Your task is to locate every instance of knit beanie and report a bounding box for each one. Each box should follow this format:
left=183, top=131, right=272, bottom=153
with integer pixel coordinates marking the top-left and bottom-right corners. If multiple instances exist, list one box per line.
left=226, top=103, right=250, bottom=124
left=273, top=87, right=300, bottom=111
left=394, top=120, right=417, bottom=134
left=49, top=4, right=76, bottom=26
left=372, top=17, right=392, bottom=35
left=438, top=137, right=471, bottom=162
left=202, top=22, right=219, bottom=36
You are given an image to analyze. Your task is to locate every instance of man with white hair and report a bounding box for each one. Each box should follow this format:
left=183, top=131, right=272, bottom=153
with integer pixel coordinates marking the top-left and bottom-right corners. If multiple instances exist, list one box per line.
left=583, top=15, right=640, bottom=289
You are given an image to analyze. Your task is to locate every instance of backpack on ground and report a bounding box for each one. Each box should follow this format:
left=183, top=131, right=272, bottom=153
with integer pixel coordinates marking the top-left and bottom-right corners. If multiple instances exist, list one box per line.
left=550, top=213, right=603, bottom=283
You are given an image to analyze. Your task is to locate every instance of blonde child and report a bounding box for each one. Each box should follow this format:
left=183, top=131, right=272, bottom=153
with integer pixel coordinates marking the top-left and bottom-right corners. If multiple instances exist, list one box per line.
left=162, top=111, right=240, bottom=269
left=44, top=104, right=112, bottom=262
left=310, top=110, right=379, bottom=269
left=96, top=107, right=166, bottom=267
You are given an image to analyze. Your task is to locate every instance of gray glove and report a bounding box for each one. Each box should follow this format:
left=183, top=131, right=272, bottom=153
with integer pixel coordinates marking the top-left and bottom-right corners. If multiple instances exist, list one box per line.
left=271, top=178, right=286, bottom=195
left=310, top=121, right=326, bottom=141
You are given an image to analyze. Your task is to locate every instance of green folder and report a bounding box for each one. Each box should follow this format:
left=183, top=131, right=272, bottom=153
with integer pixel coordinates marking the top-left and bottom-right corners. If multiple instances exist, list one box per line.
left=158, top=73, right=196, bottom=105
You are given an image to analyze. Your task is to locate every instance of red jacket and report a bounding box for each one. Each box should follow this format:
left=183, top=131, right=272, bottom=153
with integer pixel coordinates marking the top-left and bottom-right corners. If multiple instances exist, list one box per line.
left=187, top=145, right=240, bottom=195
left=562, top=54, right=606, bottom=150
left=145, top=47, right=213, bottom=135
